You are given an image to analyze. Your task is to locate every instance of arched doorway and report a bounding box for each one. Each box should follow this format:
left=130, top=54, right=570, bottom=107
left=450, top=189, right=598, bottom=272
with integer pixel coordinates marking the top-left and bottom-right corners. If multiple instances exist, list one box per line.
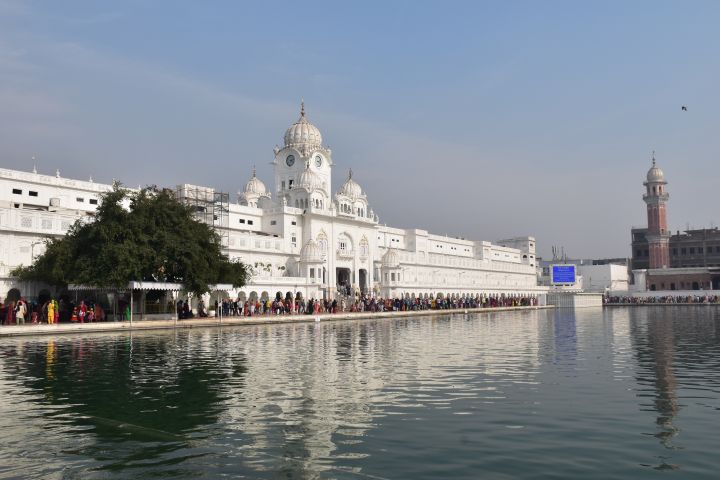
left=359, top=269, right=368, bottom=294
left=38, top=289, right=51, bottom=305
left=5, top=288, right=20, bottom=303
left=336, top=268, right=351, bottom=295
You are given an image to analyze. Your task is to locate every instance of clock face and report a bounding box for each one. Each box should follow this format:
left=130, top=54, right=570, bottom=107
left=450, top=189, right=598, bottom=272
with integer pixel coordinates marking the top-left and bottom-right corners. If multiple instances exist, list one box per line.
left=315, top=155, right=322, bottom=167
left=286, top=155, right=295, bottom=167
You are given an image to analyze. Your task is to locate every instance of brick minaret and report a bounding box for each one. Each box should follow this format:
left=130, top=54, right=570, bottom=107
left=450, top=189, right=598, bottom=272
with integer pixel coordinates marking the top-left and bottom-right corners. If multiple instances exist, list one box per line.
left=644, top=153, right=670, bottom=269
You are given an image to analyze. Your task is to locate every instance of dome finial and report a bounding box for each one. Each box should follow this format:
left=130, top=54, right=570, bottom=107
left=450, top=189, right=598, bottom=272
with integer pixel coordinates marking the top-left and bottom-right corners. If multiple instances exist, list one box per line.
left=300, top=99, right=305, bottom=117
left=348, top=168, right=353, bottom=179
left=651, top=150, right=656, bottom=166
left=252, top=164, right=256, bottom=178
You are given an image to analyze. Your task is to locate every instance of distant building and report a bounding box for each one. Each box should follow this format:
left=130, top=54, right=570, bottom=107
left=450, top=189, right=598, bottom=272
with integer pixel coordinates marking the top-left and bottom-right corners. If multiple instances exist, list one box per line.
left=538, top=258, right=629, bottom=293
left=631, top=228, right=720, bottom=270
left=630, top=157, right=720, bottom=291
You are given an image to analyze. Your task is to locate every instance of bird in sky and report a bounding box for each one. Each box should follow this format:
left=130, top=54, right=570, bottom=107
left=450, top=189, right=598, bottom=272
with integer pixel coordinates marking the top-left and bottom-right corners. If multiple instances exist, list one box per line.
left=681, top=105, right=688, bottom=111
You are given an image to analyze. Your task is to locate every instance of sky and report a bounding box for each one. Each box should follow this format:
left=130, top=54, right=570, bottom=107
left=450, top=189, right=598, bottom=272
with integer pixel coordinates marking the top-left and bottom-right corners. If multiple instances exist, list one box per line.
left=1, top=0, right=719, bottom=259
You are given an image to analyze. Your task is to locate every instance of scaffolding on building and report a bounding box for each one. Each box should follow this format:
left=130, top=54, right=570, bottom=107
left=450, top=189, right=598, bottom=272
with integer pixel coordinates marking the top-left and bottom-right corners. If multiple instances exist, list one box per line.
left=175, top=184, right=230, bottom=255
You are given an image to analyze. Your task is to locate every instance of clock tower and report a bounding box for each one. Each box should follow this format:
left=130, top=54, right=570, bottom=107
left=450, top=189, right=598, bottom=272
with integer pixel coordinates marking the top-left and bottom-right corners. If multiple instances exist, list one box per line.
left=643, top=153, right=670, bottom=269
left=272, top=102, right=333, bottom=207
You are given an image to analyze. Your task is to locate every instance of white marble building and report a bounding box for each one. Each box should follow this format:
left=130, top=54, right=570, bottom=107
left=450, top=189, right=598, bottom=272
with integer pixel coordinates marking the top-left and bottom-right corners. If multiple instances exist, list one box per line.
left=1, top=104, right=544, bottom=303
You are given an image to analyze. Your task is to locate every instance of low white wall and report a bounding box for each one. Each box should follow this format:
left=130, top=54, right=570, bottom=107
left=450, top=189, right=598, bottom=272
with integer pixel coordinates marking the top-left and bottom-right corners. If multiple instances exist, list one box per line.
left=547, top=292, right=604, bottom=308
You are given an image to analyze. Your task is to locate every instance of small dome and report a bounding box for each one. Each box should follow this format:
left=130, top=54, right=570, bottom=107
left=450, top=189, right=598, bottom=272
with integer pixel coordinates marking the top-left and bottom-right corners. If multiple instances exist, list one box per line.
left=243, top=167, right=267, bottom=194
left=300, top=239, right=323, bottom=262
left=381, top=248, right=400, bottom=268
left=338, top=169, right=363, bottom=198
left=284, top=102, right=323, bottom=147
left=296, top=165, right=323, bottom=191
left=645, top=155, right=666, bottom=184
left=646, top=165, right=665, bottom=183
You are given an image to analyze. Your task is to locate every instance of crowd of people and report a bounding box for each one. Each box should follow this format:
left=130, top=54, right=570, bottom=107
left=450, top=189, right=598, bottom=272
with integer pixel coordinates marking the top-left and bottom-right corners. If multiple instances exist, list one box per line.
left=1, top=297, right=106, bottom=325
left=605, top=295, right=720, bottom=304
left=8, top=290, right=720, bottom=325
left=177, top=293, right=540, bottom=319
left=2, top=293, right=540, bottom=326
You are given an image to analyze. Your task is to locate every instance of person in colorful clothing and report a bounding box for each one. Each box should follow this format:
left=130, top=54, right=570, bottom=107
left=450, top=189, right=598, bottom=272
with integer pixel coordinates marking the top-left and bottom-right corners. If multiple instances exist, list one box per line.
left=3, top=301, right=15, bottom=325
left=94, top=303, right=104, bottom=322
left=47, top=299, right=55, bottom=324
left=78, top=301, right=87, bottom=323
left=15, top=298, right=27, bottom=325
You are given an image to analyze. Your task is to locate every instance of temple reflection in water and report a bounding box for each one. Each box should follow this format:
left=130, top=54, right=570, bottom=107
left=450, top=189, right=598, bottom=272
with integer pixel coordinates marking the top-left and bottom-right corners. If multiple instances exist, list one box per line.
left=0, top=308, right=719, bottom=479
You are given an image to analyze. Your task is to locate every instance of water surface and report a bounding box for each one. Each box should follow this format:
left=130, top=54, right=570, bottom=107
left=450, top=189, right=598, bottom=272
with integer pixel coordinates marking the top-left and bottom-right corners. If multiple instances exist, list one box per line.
left=1, top=307, right=719, bottom=479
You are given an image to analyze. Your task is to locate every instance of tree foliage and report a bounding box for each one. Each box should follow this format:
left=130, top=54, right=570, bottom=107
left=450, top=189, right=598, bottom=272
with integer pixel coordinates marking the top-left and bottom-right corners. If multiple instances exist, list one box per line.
left=13, top=186, right=249, bottom=295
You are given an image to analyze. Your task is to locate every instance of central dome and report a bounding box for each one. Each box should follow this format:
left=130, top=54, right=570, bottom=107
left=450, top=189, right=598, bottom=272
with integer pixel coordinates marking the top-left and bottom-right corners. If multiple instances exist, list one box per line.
left=284, top=102, right=323, bottom=147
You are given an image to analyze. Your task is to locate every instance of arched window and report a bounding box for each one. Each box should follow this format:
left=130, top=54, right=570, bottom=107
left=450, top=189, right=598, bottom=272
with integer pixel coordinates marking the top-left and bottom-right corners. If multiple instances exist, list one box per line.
left=337, top=233, right=353, bottom=254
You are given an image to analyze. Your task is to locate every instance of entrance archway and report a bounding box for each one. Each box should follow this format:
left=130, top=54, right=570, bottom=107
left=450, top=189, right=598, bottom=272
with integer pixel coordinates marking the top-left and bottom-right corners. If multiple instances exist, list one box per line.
left=359, top=269, right=368, bottom=294
left=5, top=288, right=20, bottom=303
left=336, top=267, right=351, bottom=295
left=38, top=289, right=51, bottom=305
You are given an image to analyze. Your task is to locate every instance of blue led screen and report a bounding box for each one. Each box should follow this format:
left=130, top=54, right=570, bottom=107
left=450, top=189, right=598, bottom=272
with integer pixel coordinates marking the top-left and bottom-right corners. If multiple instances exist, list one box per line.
left=552, top=265, right=576, bottom=284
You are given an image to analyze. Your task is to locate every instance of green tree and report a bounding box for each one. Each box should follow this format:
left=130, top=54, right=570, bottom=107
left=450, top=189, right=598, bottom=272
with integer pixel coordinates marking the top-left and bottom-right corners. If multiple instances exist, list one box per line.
left=13, top=186, right=248, bottom=295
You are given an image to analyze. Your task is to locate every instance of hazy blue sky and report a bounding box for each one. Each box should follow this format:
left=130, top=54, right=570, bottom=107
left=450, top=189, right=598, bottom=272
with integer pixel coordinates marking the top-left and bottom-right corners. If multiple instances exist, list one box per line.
left=1, top=0, right=719, bottom=259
